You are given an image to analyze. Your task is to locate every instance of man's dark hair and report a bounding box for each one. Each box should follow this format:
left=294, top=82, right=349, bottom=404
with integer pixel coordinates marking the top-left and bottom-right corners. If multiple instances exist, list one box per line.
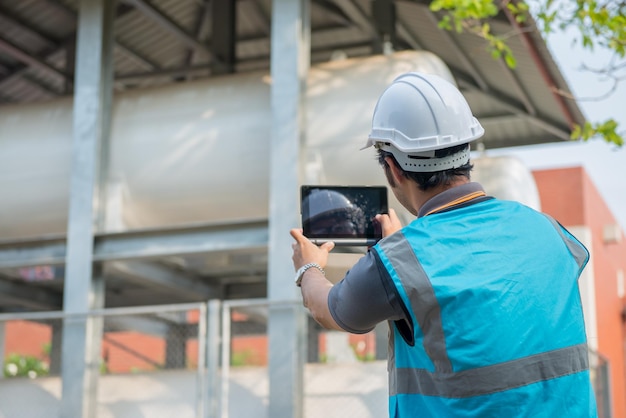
left=377, top=143, right=473, bottom=191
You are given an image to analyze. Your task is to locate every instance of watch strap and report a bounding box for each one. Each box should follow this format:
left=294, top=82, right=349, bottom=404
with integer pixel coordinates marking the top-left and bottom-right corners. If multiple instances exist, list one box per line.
left=295, top=263, right=325, bottom=287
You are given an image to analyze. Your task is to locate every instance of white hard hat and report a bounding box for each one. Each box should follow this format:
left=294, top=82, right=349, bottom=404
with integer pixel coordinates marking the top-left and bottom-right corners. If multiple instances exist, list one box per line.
left=363, top=72, right=484, bottom=172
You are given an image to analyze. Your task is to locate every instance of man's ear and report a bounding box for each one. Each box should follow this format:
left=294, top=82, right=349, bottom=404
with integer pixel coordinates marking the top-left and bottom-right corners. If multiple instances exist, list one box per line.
left=385, top=156, right=405, bottom=184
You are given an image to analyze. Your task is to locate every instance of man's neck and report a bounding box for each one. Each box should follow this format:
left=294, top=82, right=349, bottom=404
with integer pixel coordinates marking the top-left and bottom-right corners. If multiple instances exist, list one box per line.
left=413, top=178, right=470, bottom=215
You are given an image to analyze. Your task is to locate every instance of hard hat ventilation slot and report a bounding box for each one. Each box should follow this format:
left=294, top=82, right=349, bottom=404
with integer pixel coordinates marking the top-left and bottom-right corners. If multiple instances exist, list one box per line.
left=395, top=148, right=469, bottom=172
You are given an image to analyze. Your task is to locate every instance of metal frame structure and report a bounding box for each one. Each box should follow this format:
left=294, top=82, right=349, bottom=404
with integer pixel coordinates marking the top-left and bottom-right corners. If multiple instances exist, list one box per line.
left=267, top=1, right=310, bottom=416
left=61, top=0, right=115, bottom=415
left=0, top=1, right=584, bottom=144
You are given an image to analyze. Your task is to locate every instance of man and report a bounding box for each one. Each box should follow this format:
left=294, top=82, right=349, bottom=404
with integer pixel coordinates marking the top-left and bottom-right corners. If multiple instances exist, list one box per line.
left=290, top=72, right=597, bottom=417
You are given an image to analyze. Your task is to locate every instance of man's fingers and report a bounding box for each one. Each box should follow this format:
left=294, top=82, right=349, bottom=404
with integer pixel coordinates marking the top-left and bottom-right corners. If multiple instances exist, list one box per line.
left=376, top=208, right=402, bottom=237
left=320, top=241, right=335, bottom=253
left=290, top=228, right=306, bottom=243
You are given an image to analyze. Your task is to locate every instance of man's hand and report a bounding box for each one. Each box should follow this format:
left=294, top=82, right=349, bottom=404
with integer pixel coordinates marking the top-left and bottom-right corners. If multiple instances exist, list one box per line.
left=289, top=229, right=342, bottom=331
left=375, top=208, right=403, bottom=237
left=290, top=229, right=335, bottom=271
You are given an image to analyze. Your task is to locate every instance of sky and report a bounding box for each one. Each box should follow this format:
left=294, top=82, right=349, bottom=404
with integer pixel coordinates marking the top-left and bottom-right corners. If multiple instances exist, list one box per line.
left=481, top=26, right=626, bottom=230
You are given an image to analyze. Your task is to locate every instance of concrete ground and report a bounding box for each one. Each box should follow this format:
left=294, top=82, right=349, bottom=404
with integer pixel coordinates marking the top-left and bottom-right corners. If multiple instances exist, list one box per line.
left=0, top=360, right=388, bottom=418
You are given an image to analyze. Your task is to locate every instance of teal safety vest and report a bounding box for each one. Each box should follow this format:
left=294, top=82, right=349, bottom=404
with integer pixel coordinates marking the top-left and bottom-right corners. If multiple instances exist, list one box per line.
left=372, top=198, right=597, bottom=417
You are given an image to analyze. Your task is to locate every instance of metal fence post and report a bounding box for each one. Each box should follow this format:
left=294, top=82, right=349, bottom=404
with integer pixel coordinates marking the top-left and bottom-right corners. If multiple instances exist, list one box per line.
left=220, top=303, right=231, bottom=418
left=207, top=299, right=221, bottom=418
left=197, top=303, right=208, bottom=418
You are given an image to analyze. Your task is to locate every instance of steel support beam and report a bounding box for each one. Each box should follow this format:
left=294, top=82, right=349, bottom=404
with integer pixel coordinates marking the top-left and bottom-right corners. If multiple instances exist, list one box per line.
left=105, top=260, right=223, bottom=300
left=332, top=0, right=379, bottom=40
left=225, top=282, right=267, bottom=299
left=457, top=76, right=571, bottom=141
left=396, top=18, right=424, bottom=51
left=0, top=35, right=70, bottom=83
left=0, top=8, right=70, bottom=95
left=114, top=42, right=161, bottom=72
left=267, top=1, right=310, bottom=417
left=0, top=220, right=268, bottom=269
left=424, top=11, right=489, bottom=91
left=372, top=0, right=396, bottom=51
left=250, top=0, right=271, bottom=35
left=183, top=0, right=211, bottom=77
left=71, top=0, right=162, bottom=71
left=61, top=0, right=115, bottom=416
left=0, top=2, right=158, bottom=93
left=0, top=4, right=59, bottom=43
left=124, top=0, right=216, bottom=57
left=0, top=279, right=63, bottom=310
left=211, top=0, right=236, bottom=74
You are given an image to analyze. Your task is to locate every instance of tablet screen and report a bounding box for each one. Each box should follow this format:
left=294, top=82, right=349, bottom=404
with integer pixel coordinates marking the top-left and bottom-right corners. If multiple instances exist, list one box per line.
left=301, top=185, right=388, bottom=246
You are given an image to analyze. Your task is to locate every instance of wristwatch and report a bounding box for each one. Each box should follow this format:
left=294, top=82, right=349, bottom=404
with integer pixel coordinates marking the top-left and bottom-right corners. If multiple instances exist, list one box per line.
left=294, top=263, right=325, bottom=287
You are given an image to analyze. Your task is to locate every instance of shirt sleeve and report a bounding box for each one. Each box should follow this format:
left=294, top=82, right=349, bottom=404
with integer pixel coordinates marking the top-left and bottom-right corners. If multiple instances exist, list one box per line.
left=327, top=250, right=406, bottom=334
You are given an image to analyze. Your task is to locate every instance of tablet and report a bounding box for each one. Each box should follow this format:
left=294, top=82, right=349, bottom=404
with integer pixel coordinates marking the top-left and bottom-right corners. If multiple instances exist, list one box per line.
left=301, top=185, right=388, bottom=246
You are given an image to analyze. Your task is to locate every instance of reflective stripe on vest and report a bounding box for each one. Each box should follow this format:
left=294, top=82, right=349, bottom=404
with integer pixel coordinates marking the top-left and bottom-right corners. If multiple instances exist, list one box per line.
left=392, top=343, right=589, bottom=398
left=379, top=232, right=590, bottom=399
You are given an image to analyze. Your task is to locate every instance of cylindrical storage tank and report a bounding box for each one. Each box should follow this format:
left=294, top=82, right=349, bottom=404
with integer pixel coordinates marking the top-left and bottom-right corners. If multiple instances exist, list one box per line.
left=471, top=155, right=541, bottom=211
left=0, top=50, right=456, bottom=240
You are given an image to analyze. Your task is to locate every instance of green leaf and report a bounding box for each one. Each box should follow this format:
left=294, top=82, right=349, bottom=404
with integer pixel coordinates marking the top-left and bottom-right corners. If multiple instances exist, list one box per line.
left=504, top=53, right=517, bottom=68
left=428, top=0, right=624, bottom=148
left=572, top=119, right=624, bottom=146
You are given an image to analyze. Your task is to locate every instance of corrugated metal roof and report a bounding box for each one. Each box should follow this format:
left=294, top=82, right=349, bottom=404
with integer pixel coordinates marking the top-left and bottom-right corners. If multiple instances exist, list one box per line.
left=0, top=0, right=586, bottom=141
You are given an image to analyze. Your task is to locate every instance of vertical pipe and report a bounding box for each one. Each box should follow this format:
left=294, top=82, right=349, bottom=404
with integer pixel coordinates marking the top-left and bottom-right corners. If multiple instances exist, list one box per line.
left=211, top=0, right=236, bottom=74
left=61, top=0, right=115, bottom=416
left=268, top=0, right=310, bottom=417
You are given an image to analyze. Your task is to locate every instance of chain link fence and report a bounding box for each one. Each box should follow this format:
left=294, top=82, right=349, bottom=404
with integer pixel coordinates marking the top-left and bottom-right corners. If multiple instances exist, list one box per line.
left=219, top=299, right=387, bottom=418
left=0, top=307, right=205, bottom=379
left=0, top=303, right=207, bottom=418
left=0, top=300, right=388, bottom=417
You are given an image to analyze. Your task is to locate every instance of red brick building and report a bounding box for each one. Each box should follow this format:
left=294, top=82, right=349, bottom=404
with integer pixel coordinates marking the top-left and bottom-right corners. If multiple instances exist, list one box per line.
left=534, top=166, right=626, bottom=418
